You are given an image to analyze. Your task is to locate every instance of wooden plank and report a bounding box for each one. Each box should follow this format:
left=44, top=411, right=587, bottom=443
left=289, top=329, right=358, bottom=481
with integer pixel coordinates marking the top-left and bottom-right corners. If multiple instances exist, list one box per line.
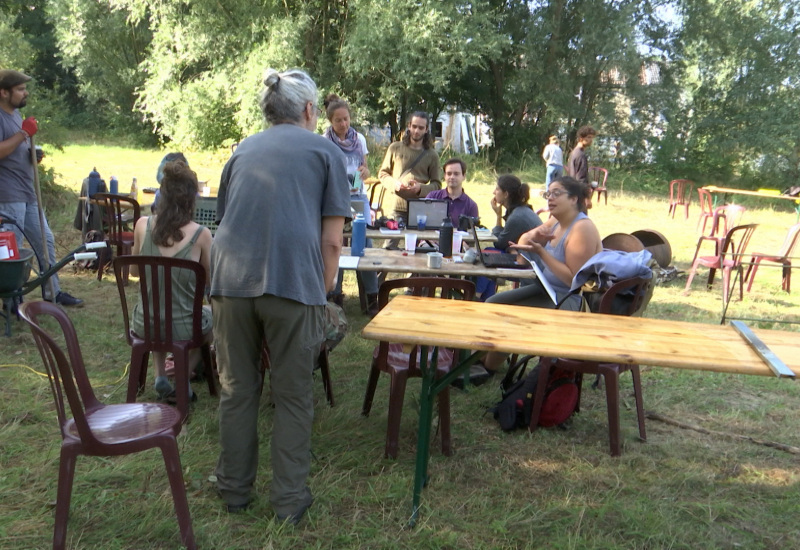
left=361, top=296, right=800, bottom=378
left=702, top=186, right=800, bottom=202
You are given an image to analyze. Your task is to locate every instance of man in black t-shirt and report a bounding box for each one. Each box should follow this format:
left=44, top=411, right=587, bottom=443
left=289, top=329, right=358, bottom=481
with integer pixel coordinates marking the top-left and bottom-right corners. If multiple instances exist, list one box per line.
left=567, top=125, right=597, bottom=208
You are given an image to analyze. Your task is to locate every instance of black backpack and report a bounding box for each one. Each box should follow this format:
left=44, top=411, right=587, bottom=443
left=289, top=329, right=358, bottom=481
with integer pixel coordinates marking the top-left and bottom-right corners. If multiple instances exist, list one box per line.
left=489, top=357, right=579, bottom=432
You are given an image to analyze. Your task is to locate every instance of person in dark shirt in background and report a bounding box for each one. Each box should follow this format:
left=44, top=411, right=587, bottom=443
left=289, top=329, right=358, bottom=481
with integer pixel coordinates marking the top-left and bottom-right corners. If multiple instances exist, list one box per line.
left=567, top=125, right=596, bottom=208
left=425, top=157, right=479, bottom=228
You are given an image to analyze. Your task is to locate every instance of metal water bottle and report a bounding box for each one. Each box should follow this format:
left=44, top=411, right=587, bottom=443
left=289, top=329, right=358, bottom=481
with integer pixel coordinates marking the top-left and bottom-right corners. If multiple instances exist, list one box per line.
left=109, top=176, right=119, bottom=195
left=351, top=213, right=367, bottom=257
left=439, top=217, right=454, bottom=257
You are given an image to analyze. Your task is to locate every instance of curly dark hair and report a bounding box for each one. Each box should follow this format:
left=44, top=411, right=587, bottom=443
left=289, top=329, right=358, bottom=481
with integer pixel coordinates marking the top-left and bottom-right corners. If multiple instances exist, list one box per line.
left=151, top=161, right=198, bottom=247
left=401, top=111, right=434, bottom=149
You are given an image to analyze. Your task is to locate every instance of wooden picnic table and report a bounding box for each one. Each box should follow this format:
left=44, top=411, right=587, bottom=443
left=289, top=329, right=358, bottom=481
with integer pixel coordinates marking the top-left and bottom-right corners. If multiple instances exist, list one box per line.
left=361, top=295, right=800, bottom=524
left=702, top=185, right=800, bottom=221
left=339, top=246, right=536, bottom=279
left=343, top=228, right=498, bottom=244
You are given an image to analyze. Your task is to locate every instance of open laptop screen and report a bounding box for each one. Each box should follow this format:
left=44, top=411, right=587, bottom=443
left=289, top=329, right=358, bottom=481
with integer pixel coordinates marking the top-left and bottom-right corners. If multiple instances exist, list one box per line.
left=407, top=199, right=450, bottom=229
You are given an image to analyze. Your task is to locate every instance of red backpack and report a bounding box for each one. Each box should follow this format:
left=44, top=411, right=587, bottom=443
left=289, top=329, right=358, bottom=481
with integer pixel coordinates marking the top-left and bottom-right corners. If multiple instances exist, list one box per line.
left=491, top=359, right=579, bottom=431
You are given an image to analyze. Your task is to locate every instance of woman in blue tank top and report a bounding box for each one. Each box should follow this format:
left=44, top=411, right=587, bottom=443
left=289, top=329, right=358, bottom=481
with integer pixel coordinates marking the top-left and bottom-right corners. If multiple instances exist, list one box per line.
left=463, top=176, right=602, bottom=385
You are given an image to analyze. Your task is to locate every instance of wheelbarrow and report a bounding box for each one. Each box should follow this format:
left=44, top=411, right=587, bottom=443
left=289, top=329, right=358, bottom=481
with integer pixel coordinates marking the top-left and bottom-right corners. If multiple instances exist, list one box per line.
left=1, top=217, right=106, bottom=336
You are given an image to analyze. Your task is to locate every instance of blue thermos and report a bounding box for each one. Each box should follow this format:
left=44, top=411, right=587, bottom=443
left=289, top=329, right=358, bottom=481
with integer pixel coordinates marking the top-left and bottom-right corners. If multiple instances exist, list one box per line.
left=87, top=168, right=102, bottom=197
left=109, top=176, right=119, bottom=195
left=351, top=214, right=367, bottom=257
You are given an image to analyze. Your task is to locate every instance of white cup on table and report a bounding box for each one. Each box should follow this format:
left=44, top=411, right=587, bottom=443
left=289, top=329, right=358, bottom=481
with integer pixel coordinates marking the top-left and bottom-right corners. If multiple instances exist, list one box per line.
left=427, top=252, right=443, bottom=268
left=404, top=233, right=418, bottom=253
left=452, top=231, right=465, bottom=254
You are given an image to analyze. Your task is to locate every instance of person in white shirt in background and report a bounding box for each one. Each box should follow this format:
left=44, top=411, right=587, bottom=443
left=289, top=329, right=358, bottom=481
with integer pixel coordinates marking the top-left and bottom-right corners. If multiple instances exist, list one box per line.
left=542, top=135, right=564, bottom=191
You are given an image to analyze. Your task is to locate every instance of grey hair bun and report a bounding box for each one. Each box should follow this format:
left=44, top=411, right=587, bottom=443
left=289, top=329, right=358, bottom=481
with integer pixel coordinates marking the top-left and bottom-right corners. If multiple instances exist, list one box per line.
left=263, top=69, right=280, bottom=89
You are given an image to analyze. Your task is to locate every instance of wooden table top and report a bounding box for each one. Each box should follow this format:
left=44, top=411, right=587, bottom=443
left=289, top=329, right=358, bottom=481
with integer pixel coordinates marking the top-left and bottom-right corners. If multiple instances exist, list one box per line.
left=361, top=296, right=800, bottom=378
left=702, top=186, right=800, bottom=202
left=340, top=247, right=537, bottom=279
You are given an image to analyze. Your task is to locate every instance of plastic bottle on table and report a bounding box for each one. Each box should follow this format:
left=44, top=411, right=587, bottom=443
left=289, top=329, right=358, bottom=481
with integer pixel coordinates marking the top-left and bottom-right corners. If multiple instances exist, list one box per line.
left=351, top=213, right=367, bottom=257
left=439, top=217, right=454, bottom=257
left=109, top=176, right=118, bottom=195
left=129, top=177, right=138, bottom=200
left=87, top=168, right=102, bottom=198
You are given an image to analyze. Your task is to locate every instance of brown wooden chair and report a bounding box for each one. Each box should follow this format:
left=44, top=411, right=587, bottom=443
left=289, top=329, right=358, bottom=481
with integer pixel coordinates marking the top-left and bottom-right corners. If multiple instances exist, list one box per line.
left=113, top=256, right=216, bottom=423
left=94, top=193, right=140, bottom=282
left=668, top=179, right=694, bottom=219
left=362, top=277, right=475, bottom=458
left=18, top=301, right=196, bottom=550
left=588, top=166, right=609, bottom=205
left=745, top=223, right=800, bottom=293
left=529, top=276, right=652, bottom=456
left=684, top=223, right=759, bottom=308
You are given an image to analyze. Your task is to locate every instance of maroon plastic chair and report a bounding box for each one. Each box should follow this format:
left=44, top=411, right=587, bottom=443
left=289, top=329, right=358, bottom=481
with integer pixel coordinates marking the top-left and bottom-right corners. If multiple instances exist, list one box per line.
left=362, top=277, right=476, bottom=459
left=588, top=166, right=609, bottom=205
left=689, top=204, right=747, bottom=267
left=113, top=256, right=216, bottom=423
left=696, top=188, right=715, bottom=233
left=530, top=276, right=651, bottom=456
left=684, top=223, right=759, bottom=307
left=668, top=179, right=694, bottom=219
left=94, top=193, right=140, bottom=282
left=18, top=301, right=196, bottom=550
left=745, top=223, right=800, bottom=293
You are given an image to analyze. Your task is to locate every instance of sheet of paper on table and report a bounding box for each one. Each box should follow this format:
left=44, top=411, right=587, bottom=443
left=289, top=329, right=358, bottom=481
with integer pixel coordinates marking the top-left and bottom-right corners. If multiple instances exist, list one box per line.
left=338, top=256, right=360, bottom=269
left=379, top=228, right=402, bottom=235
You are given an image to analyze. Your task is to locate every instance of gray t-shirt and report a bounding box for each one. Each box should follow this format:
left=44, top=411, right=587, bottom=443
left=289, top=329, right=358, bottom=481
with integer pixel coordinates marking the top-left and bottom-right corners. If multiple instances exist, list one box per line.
left=0, top=109, right=36, bottom=203
left=492, top=204, right=543, bottom=251
left=210, top=123, right=351, bottom=306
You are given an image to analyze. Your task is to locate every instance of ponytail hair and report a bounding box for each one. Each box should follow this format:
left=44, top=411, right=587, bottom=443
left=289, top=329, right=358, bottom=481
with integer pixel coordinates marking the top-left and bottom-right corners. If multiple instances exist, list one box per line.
left=497, top=174, right=530, bottom=208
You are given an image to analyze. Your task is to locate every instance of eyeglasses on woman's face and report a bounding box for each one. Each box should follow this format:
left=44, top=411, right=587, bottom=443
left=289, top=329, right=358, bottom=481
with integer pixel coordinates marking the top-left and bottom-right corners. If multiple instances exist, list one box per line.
left=543, top=189, right=569, bottom=199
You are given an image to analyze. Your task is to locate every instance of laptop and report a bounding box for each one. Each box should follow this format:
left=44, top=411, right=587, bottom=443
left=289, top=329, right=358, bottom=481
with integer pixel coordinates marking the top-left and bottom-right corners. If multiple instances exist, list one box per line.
left=470, top=223, right=531, bottom=269
left=407, top=199, right=449, bottom=229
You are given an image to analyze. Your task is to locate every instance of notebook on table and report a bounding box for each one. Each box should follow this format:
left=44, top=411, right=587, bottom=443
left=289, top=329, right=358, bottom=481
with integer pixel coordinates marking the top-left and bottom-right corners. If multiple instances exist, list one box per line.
left=470, top=224, right=530, bottom=269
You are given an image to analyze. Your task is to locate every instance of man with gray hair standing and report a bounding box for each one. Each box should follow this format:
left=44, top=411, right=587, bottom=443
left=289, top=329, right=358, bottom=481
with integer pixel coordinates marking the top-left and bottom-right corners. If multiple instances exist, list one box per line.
left=211, top=68, right=350, bottom=524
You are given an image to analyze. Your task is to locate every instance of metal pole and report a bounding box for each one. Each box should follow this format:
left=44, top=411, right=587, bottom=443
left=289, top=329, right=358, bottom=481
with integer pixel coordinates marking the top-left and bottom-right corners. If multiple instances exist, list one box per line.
left=29, top=135, right=56, bottom=301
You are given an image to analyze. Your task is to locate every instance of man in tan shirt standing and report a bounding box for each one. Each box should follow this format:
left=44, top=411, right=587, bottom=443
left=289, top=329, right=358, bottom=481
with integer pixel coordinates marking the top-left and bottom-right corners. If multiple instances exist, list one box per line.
left=378, top=111, right=441, bottom=223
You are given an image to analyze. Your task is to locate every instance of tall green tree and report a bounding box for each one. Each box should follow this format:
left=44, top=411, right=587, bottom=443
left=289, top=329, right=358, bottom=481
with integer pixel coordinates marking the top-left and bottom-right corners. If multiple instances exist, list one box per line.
left=667, top=0, right=800, bottom=185
left=47, top=0, right=150, bottom=130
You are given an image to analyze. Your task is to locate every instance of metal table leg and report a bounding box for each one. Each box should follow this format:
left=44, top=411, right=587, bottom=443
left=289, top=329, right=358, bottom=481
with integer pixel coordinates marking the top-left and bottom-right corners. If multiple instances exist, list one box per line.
left=408, top=346, right=486, bottom=526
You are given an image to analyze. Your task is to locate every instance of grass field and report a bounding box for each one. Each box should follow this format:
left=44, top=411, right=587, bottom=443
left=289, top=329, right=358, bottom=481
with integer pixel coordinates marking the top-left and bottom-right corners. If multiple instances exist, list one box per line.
left=2, top=143, right=800, bottom=549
